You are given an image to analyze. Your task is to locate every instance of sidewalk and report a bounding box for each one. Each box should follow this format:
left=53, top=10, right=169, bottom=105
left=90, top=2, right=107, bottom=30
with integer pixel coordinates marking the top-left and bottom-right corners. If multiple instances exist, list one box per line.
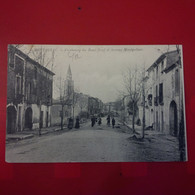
left=123, top=122, right=182, bottom=161
left=6, top=119, right=91, bottom=143
left=6, top=125, right=67, bottom=142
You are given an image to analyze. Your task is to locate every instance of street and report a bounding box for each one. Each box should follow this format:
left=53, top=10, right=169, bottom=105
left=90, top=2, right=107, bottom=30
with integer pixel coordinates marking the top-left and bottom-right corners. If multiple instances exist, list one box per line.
left=6, top=117, right=180, bottom=162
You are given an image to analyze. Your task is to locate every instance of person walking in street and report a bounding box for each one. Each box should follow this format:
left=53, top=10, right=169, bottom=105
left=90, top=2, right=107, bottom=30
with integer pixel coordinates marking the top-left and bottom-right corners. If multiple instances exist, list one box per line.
left=75, top=117, right=80, bottom=129
left=98, top=117, right=102, bottom=126
left=91, top=115, right=96, bottom=127
left=112, top=117, right=115, bottom=128
left=107, top=115, right=110, bottom=126
left=68, top=117, right=73, bottom=129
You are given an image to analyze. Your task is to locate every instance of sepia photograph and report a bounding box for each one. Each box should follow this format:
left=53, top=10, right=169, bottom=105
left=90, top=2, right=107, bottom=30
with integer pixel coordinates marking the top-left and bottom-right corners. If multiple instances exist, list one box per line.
left=5, top=44, right=187, bottom=162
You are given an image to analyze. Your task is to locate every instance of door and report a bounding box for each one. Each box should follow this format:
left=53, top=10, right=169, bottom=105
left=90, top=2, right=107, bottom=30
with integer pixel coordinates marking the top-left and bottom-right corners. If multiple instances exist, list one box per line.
left=40, top=111, right=43, bottom=128
left=25, top=107, right=33, bottom=129
left=7, top=106, right=17, bottom=134
left=169, top=101, right=178, bottom=136
left=46, top=111, right=49, bottom=127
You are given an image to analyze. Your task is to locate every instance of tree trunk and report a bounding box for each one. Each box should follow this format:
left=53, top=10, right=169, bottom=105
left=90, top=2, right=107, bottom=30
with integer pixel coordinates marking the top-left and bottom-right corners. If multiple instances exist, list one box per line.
left=72, top=105, right=75, bottom=127
left=132, top=102, right=135, bottom=133
left=39, top=100, right=42, bottom=136
left=61, top=105, right=64, bottom=130
left=142, top=91, right=145, bottom=139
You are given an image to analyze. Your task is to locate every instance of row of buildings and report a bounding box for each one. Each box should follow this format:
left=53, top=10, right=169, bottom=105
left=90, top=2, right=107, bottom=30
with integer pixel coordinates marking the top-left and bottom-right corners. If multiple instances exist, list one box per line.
left=7, top=45, right=104, bottom=134
left=121, top=49, right=185, bottom=137
left=51, top=66, right=104, bottom=126
left=7, top=45, right=55, bottom=134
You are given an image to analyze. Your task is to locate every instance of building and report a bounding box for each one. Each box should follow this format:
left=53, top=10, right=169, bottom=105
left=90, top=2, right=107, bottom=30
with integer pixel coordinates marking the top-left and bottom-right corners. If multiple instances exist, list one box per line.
left=7, top=45, right=55, bottom=134
left=142, top=50, right=184, bottom=136
left=73, top=93, right=89, bottom=119
left=64, top=65, right=74, bottom=117
left=88, top=97, right=103, bottom=116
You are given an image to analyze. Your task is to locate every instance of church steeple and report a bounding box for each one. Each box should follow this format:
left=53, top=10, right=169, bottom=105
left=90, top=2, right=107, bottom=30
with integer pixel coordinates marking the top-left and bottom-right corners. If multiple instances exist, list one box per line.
left=65, top=65, right=74, bottom=97
left=66, top=65, right=72, bottom=80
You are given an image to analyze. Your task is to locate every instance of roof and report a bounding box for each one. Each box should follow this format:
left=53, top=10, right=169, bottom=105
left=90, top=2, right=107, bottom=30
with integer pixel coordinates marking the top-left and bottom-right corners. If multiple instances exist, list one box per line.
left=9, top=45, right=55, bottom=76
left=164, top=50, right=180, bottom=72
left=147, top=50, right=180, bottom=73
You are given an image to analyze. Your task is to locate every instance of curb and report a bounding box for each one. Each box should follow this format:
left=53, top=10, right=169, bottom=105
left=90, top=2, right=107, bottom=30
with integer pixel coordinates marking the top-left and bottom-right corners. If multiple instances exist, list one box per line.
left=6, top=134, right=34, bottom=141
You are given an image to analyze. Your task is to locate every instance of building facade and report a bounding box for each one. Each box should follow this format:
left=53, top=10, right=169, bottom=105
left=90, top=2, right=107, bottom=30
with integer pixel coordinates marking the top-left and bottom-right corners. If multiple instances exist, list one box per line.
left=7, top=45, right=54, bottom=134
left=143, top=50, right=184, bottom=136
left=88, top=97, right=103, bottom=116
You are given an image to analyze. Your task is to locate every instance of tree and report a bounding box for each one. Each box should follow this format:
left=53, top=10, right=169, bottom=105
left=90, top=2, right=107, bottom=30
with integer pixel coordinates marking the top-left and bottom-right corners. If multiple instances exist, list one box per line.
left=141, top=67, right=146, bottom=139
left=56, top=77, right=73, bottom=130
left=12, top=44, right=56, bottom=71
left=122, top=67, right=142, bottom=133
left=77, top=94, right=88, bottom=113
left=72, top=91, right=80, bottom=126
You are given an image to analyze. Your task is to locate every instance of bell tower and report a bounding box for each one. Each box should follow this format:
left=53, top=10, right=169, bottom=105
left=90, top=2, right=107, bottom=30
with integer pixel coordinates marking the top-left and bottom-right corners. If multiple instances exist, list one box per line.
left=65, top=65, right=74, bottom=97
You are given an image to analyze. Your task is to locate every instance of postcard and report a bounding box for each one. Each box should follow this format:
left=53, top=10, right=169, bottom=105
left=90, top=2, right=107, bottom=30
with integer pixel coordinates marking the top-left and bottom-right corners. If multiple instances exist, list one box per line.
left=6, top=45, right=187, bottom=162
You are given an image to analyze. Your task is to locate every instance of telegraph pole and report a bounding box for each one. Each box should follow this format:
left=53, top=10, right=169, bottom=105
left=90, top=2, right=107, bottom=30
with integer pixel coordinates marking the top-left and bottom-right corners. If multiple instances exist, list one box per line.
left=142, top=68, right=146, bottom=139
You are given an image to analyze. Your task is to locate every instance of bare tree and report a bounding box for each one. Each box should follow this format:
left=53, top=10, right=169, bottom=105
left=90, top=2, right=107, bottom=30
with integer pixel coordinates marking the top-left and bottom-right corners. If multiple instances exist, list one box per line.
left=77, top=94, right=88, bottom=113
left=56, top=77, right=73, bottom=130
left=12, top=44, right=56, bottom=71
left=141, top=66, right=146, bottom=139
left=72, top=91, right=80, bottom=126
left=122, top=67, right=142, bottom=133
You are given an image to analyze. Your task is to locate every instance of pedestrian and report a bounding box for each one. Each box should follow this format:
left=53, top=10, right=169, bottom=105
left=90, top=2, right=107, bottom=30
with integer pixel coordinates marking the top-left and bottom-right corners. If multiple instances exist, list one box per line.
left=91, top=116, right=96, bottom=127
left=107, top=115, right=110, bottom=126
left=98, top=117, right=102, bottom=126
left=75, top=117, right=80, bottom=129
left=68, top=117, right=73, bottom=129
left=112, top=117, right=115, bottom=128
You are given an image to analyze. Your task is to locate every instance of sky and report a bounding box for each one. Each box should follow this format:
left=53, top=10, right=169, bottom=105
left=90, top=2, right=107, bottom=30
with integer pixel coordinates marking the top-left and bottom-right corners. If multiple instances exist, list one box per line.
left=18, top=45, right=179, bottom=103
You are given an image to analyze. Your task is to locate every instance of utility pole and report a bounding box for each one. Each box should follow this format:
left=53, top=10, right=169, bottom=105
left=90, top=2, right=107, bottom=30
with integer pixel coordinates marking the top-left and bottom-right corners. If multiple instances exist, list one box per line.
left=142, top=68, right=146, bottom=139
left=72, top=91, right=75, bottom=127
left=39, top=99, right=42, bottom=136
left=132, top=100, right=135, bottom=133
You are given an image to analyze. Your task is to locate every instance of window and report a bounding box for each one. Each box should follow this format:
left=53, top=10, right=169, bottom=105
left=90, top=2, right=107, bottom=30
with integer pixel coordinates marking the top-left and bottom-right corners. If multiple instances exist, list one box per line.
left=156, top=85, right=158, bottom=98
left=154, top=85, right=158, bottom=106
left=156, top=66, right=158, bottom=79
left=159, top=83, right=163, bottom=104
left=175, top=69, right=180, bottom=95
left=34, top=67, right=37, bottom=79
left=161, top=60, right=164, bottom=73
left=148, top=94, right=152, bottom=106
left=161, top=111, right=164, bottom=132
left=15, top=75, right=22, bottom=96
left=15, top=55, right=24, bottom=71
left=27, top=82, right=31, bottom=100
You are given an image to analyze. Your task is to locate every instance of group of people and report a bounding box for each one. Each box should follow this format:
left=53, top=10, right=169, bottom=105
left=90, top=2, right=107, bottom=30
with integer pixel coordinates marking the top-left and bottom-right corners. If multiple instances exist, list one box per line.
left=68, top=117, right=80, bottom=129
left=91, top=116, right=102, bottom=127
left=91, top=115, right=116, bottom=128
left=68, top=115, right=116, bottom=130
left=106, top=115, right=115, bottom=128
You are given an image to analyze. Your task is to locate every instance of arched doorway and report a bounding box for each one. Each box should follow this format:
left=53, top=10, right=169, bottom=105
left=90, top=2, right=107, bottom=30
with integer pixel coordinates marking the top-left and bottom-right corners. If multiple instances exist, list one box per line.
left=25, top=107, right=33, bottom=130
left=169, top=101, right=178, bottom=136
left=7, top=106, right=17, bottom=134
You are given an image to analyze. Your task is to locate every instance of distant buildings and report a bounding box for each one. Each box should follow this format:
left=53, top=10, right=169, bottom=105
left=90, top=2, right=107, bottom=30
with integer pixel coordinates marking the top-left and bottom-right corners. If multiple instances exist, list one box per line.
left=88, top=97, right=103, bottom=116
left=7, top=45, right=55, bottom=134
left=51, top=66, right=104, bottom=126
